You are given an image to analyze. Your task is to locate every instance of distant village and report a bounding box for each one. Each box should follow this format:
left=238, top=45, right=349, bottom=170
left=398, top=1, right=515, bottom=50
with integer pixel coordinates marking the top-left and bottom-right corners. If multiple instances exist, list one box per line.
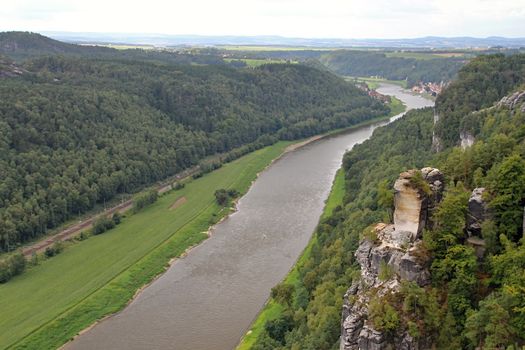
left=355, top=82, right=392, bottom=103
left=355, top=79, right=447, bottom=102
left=410, top=81, right=447, bottom=96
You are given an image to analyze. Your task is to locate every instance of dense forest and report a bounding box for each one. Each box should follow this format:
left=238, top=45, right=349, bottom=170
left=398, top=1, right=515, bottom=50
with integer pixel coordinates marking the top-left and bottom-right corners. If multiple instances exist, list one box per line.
left=435, top=53, right=525, bottom=147
left=251, top=54, right=525, bottom=349
left=0, top=36, right=389, bottom=251
left=0, top=31, right=225, bottom=65
left=319, top=50, right=465, bottom=86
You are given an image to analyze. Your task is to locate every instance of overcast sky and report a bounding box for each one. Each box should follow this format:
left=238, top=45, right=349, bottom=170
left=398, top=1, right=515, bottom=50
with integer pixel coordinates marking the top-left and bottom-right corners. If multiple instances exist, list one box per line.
left=1, top=0, right=524, bottom=39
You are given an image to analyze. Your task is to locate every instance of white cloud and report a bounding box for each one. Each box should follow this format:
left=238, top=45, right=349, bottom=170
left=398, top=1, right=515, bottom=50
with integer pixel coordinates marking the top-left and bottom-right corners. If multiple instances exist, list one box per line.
left=0, top=0, right=523, bottom=38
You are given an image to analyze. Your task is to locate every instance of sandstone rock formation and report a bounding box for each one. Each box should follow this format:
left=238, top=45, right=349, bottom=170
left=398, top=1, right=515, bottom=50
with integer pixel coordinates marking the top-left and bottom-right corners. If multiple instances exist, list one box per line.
left=393, top=167, right=444, bottom=240
left=341, top=168, right=443, bottom=350
left=460, top=131, right=475, bottom=149
left=467, top=187, right=486, bottom=237
left=498, top=90, right=525, bottom=113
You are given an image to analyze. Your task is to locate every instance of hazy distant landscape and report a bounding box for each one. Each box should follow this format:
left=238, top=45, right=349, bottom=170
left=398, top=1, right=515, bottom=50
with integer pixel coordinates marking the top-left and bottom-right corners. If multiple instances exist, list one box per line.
left=45, top=31, right=525, bottom=48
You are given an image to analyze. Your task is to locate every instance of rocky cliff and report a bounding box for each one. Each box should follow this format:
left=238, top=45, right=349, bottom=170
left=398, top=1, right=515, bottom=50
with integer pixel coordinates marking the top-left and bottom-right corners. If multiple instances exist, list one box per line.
left=341, top=168, right=444, bottom=350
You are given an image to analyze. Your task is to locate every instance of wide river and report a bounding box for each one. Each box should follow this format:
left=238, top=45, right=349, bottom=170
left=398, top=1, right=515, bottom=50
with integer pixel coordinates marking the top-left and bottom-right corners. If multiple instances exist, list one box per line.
left=67, top=84, right=433, bottom=350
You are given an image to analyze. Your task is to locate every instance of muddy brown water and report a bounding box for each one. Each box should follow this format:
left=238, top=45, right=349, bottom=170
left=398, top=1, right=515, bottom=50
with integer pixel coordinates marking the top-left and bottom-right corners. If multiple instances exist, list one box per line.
left=66, top=84, right=433, bottom=350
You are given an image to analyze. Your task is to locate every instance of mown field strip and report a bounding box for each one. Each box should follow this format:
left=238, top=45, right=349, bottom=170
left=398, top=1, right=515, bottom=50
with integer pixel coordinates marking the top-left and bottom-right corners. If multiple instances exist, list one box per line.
left=1, top=142, right=290, bottom=350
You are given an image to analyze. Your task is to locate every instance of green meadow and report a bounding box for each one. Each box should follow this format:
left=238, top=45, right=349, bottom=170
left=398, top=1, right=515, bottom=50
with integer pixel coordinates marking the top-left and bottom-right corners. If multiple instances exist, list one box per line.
left=224, top=58, right=296, bottom=67
left=345, top=76, right=408, bottom=89
left=0, top=141, right=290, bottom=350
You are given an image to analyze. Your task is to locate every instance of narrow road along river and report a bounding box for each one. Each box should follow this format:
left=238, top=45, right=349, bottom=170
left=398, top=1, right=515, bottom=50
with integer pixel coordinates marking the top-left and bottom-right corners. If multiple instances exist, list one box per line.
left=67, top=84, right=433, bottom=350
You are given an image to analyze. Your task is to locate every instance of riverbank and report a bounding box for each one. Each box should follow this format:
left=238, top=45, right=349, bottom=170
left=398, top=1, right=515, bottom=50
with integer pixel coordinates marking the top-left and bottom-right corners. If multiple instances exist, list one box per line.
left=236, top=168, right=346, bottom=350
left=1, top=107, right=401, bottom=350
left=1, top=143, right=290, bottom=350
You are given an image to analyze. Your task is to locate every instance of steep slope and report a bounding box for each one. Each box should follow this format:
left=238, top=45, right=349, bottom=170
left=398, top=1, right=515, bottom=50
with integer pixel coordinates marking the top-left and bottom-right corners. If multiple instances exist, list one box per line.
left=0, top=31, right=225, bottom=65
left=0, top=56, right=388, bottom=251
left=0, top=31, right=111, bottom=60
left=319, top=50, right=465, bottom=86
left=250, top=53, right=525, bottom=350
left=434, top=53, right=525, bottom=148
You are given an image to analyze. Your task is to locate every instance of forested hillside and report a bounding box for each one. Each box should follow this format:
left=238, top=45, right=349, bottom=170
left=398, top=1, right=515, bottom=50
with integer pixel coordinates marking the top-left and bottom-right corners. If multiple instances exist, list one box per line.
left=0, top=31, right=224, bottom=65
left=435, top=53, right=525, bottom=147
left=0, top=51, right=388, bottom=251
left=251, top=54, right=525, bottom=349
left=319, top=50, right=465, bottom=86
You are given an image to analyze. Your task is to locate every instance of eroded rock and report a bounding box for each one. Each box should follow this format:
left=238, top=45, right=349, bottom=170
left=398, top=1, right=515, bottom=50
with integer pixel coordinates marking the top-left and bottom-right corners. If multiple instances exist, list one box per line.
left=393, top=168, right=444, bottom=240
left=341, top=168, right=442, bottom=350
left=467, top=187, right=487, bottom=236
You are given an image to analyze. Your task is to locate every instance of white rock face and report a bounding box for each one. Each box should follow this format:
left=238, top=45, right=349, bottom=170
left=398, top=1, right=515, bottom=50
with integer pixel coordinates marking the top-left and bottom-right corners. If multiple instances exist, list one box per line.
left=340, top=168, right=444, bottom=350
left=393, top=168, right=443, bottom=240
left=393, top=173, right=423, bottom=240
left=460, top=131, right=475, bottom=149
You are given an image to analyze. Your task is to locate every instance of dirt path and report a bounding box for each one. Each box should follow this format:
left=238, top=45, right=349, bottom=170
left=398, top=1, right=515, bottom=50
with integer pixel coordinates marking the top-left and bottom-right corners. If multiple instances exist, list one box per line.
left=20, top=166, right=200, bottom=258
left=169, top=197, right=187, bottom=210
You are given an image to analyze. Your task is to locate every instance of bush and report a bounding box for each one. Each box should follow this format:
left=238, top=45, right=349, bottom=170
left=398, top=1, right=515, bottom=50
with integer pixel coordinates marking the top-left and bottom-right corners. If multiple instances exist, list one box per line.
left=0, top=260, right=12, bottom=283
left=271, top=283, right=295, bottom=306
left=173, top=182, right=185, bottom=190
left=369, top=296, right=400, bottom=334
left=92, top=216, right=115, bottom=235
left=0, top=252, right=27, bottom=283
left=378, top=260, right=395, bottom=281
left=44, top=241, right=63, bottom=258
left=132, top=190, right=158, bottom=213
left=112, top=212, right=122, bottom=225
left=408, top=170, right=432, bottom=195
left=214, top=189, right=229, bottom=206
left=214, top=188, right=240, bottom=206
left=264, top=312, right=294, bottom=343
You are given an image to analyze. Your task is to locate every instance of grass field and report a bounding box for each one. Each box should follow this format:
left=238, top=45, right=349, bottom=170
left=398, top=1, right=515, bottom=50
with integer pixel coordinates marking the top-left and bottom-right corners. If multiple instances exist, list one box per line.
left=346, top=76, right=408, bottom=89
left=224, top=58, right=296, bottom=67
left=236, top=169, right=346, bottom=350
left=218, top=45, right=333, bottom=51
left=388, top=96, right=406, bottom=116
left=0, top=142, right=291, bottom=350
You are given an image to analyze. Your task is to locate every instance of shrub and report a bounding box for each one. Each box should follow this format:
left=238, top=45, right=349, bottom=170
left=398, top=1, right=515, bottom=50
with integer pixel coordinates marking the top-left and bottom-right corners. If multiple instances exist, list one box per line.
left=409, top=170, right=432, bottom=196
left=214, top=188, right=240, bottom=206
left=271, top=283, right=295, bottom=306
left=378, top=260, right=395, bottom=281
left=369, top=296, right=400, bottom=334
left=264, top=312, right=294, bottom=344
left=132, top=190, right=158, bottom=213
left=44, top=241, right=63, bottom=258
left=173, top=182, right=185, bottom=190
left=112, top=212, right=122, bottom=225
left=0, top=252, right=27, bottom=283
left=92, top=216, right=115, bottom=235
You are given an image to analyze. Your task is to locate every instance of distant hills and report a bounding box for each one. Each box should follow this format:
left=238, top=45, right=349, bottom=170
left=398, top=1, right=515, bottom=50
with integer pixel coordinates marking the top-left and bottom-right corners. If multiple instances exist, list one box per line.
left=0, top=32, right=224, bottom=65
left=44, top=31, right=525, bottom=48
left=0, top=31, right=113, bottom=60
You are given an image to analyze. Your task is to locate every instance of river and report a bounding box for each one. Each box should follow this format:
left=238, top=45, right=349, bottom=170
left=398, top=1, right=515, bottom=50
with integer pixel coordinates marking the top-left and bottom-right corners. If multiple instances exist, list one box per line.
left=66, top=84, right=433, bottom=350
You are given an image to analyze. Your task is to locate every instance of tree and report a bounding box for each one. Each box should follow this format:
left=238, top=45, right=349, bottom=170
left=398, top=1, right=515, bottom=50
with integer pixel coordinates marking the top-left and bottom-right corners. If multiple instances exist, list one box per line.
left=271, top=283, right=295, bottom=307
left=488, top=154, right=525, bottom=240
